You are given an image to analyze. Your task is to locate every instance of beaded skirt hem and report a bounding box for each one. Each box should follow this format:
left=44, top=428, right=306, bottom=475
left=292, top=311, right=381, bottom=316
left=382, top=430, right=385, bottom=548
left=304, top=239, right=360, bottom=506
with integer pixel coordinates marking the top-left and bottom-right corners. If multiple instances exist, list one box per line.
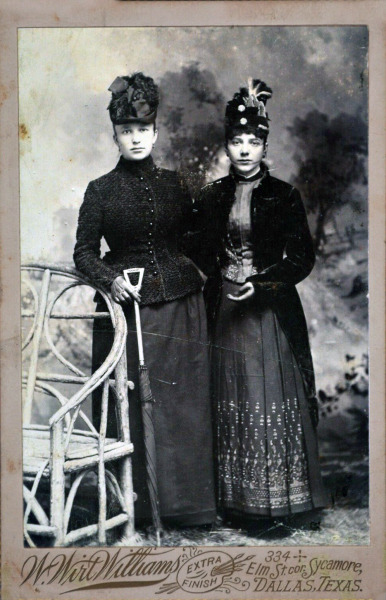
left=212, top=279, right=327, bottom=518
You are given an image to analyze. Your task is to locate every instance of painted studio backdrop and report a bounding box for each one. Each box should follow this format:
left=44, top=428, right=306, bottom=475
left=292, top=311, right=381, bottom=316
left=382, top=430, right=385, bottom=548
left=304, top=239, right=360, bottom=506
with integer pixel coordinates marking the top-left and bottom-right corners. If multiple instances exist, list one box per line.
left=19, top=27, right=368, bottom=545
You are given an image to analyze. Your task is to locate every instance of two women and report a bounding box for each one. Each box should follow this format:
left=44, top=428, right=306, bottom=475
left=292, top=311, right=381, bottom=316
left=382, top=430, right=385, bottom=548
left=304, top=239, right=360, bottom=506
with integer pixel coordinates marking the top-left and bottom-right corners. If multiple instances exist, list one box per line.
left=74, top=72, right=326, bottom=530
left=74, top=73, right=216, bottom=527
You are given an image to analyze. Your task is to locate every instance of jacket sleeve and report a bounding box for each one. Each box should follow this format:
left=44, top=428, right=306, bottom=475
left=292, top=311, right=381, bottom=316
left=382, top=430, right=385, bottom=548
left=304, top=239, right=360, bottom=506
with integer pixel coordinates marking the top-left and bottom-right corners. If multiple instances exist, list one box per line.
left=73, top=181, right=121, bottom=290
left=247, top=187, right=315, bottom=290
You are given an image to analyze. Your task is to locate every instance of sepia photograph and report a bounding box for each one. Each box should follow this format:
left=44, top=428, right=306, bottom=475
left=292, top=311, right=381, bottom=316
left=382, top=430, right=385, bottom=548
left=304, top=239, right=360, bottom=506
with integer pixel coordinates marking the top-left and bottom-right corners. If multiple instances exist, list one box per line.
left=19, top=25, right=369, bottom=550
left=1, top=1, right=385, bottom=598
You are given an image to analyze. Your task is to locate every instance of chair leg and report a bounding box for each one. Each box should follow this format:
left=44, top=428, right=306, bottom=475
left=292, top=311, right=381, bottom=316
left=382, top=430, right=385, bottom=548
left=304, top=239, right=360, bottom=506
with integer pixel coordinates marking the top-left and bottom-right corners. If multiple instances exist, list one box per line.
left=50, top=422, right=65, bottom=545
left=98, top=461, right=107, bottom=545
left=120, top=456, right=135, bottom=539
left=114, top=349, right=136, bottom=539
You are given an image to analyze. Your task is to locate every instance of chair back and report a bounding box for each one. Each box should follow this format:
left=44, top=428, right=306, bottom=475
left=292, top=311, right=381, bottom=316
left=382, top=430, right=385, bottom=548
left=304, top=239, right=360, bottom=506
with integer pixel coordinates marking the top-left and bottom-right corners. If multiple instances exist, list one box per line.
left=21, top=263, right=130, bottom=443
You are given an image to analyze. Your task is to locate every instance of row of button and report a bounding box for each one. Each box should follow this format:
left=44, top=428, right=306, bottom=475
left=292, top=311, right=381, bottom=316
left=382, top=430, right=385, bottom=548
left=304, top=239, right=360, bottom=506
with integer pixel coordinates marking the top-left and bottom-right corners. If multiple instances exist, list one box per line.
left=138, top=176, right=159, bottom=276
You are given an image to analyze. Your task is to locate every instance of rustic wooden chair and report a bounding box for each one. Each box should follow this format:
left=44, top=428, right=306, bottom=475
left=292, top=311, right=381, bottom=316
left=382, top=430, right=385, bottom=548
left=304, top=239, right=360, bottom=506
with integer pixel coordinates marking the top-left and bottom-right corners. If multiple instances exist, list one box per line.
left=22, top=263, right=135, bottom=547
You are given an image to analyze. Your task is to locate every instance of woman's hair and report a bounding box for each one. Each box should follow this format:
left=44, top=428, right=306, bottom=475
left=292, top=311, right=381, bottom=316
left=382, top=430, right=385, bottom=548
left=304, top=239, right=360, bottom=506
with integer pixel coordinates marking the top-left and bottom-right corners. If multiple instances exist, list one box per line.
left=112, top=120, right=157, bottom=134
left=225, top=124, right=268, bottom=145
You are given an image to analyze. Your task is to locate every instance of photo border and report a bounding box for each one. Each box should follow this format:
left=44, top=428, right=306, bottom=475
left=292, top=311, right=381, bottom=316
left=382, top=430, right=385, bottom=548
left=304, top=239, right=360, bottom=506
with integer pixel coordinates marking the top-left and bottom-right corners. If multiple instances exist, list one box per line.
left=1, top=2, right=385, bottom=599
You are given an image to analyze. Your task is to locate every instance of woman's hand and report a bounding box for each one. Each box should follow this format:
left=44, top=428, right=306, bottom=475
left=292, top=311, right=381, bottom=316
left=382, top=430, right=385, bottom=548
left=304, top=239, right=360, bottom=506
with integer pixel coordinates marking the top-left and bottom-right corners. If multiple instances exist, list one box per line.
left=111, top=275, right=141, bottom=304
left=227, top=282, right=255, bottom=302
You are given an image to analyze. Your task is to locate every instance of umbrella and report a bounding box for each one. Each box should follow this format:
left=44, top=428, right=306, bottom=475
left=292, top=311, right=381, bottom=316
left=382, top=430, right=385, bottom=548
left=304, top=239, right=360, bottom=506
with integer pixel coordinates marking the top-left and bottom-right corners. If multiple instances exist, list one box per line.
left=123, top=268, right=163, bottom=546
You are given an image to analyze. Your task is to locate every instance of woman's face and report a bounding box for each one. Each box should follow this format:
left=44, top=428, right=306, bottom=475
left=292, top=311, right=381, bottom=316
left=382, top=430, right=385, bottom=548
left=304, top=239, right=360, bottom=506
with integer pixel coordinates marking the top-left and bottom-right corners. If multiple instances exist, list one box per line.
left=226, top=133, right=265, bottom=177
left=114, top=122, right=158, bottom=161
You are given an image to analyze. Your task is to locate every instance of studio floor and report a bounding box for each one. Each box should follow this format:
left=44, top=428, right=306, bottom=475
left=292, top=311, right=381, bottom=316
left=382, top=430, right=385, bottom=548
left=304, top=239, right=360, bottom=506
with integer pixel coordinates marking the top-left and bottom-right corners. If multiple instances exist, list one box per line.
left=119, top=449, right=369, bottom=547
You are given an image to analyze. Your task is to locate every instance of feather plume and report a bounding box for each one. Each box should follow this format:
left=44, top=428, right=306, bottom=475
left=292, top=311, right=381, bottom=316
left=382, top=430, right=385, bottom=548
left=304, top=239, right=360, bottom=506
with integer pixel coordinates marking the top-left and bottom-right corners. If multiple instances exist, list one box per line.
left=247, top=77, right=259, bottom=106
left=247, top=78, right=272, bottom=106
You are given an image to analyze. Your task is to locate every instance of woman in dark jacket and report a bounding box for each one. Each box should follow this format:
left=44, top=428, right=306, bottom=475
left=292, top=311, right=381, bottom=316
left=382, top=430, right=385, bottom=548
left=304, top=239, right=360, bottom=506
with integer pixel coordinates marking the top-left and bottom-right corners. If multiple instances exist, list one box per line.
left=74, top=72, right=216, bottom=527
left=192, top=79, right=327, bottom=523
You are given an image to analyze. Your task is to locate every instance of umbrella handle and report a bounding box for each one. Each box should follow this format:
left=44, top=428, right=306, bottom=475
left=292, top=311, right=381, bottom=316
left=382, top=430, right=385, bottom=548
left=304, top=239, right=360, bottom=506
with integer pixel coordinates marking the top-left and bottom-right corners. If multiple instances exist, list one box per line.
left=123, top=269, right=145, bottom=366
left=123, top=267, right=144, bottom=292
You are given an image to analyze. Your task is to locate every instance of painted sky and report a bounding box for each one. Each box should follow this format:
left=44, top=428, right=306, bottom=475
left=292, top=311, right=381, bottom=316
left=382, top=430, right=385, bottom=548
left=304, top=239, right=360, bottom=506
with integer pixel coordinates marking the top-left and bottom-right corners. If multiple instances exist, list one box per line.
left=19, top=26, right=368, bottom=261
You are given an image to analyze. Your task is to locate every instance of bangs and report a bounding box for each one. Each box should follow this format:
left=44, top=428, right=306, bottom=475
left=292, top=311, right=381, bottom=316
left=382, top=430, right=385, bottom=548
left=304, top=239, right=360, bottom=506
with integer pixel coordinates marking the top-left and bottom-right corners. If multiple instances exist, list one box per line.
left=225, top=125, right=268, bottom=143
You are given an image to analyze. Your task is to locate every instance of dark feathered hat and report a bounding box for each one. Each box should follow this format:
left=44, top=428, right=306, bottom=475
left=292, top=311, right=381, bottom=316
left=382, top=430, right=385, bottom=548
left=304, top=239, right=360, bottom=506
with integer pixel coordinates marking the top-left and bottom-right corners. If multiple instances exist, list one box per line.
left=225, top=78, right=272, bottom=137
left=107, top=72, right=159, bottom=125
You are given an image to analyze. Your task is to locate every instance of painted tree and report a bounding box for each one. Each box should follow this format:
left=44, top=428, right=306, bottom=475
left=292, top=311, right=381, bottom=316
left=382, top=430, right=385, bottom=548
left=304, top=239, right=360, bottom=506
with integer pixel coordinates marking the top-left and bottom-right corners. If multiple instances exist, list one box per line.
left=158, top=62, right=226, bottom=194
left=288, top=110, right=367, bottom=252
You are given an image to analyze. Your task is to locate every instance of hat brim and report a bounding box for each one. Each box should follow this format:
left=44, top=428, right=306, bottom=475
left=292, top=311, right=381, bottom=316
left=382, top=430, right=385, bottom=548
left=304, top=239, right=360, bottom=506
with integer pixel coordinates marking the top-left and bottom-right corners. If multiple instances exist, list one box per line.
left=111, top=111, right=157, bottom=125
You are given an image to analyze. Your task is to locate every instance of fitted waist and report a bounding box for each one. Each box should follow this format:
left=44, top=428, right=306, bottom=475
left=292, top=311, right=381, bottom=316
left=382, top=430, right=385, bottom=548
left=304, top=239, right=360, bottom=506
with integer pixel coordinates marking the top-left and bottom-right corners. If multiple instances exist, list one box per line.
left=104, top=244, right=183, bottom=262
left=222, top=248, right=259, bottom=284
left=102, top=248, right=203, bottom=305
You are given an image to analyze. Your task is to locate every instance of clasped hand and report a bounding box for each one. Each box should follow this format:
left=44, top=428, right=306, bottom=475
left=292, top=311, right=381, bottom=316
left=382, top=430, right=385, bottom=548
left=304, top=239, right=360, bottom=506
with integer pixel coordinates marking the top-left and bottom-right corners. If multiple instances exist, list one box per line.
left=111, top=275, right=142, bottom=304
left=227, top=281, right=255, bottom=302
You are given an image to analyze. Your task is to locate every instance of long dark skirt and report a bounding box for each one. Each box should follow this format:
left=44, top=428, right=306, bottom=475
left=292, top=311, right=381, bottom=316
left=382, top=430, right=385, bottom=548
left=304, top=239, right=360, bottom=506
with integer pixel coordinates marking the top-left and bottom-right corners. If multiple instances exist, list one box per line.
left=211, top=279, right=326, bottom=518
left=93, top=292, right=216, bottom=526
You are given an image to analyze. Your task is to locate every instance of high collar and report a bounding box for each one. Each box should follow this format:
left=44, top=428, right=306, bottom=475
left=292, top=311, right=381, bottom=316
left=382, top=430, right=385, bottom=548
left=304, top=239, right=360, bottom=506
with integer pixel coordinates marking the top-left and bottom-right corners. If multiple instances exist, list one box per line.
left=230, top=162, right=267, bottom=184
left=116, top=154, right=156, bottom=177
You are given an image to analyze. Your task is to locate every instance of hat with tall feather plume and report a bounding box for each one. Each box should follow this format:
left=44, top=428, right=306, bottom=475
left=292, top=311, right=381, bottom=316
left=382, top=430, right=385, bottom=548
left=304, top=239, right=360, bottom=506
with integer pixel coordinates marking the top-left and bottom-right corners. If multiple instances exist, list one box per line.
left=225, top=78, right=272, bottom=136
left=107, top=72, right=159, bottom=125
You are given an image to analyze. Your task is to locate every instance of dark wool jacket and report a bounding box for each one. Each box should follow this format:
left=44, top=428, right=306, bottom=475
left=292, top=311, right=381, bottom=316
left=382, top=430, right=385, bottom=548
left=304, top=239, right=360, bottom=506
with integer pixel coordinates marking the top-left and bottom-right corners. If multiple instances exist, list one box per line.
left=189, top=166, right=317, bottom=405
left=74, top=155, right=203, bottom=305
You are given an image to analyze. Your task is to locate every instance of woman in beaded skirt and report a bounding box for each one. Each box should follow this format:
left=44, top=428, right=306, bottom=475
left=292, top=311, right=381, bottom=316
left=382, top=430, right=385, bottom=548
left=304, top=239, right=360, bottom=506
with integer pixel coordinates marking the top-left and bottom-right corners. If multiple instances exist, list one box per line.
left=192, top=79, right=327, bottom=522
left=74, top=72, right=216, bottom=527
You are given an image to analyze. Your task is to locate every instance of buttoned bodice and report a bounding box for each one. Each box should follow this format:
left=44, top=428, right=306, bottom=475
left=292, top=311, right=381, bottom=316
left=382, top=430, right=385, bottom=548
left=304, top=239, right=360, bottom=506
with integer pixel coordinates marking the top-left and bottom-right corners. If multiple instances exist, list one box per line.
left=74, top=156, right=203, bottom=305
